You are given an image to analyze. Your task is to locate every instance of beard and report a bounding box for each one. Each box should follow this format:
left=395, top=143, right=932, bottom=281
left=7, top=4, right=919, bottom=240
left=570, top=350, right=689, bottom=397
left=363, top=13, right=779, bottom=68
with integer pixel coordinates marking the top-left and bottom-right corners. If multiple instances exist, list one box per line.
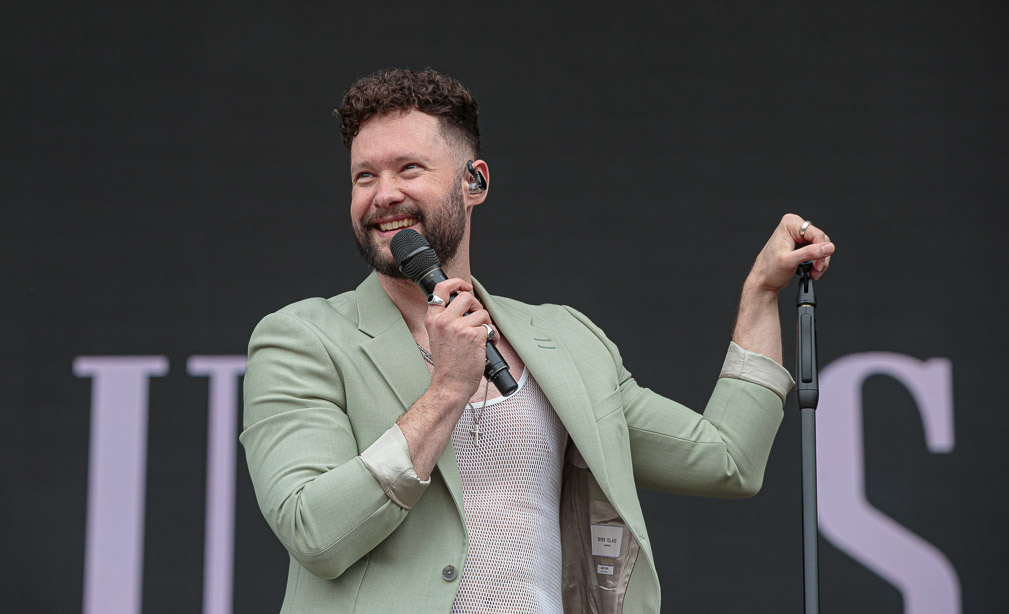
left=352, top=186, right=467, bottom=279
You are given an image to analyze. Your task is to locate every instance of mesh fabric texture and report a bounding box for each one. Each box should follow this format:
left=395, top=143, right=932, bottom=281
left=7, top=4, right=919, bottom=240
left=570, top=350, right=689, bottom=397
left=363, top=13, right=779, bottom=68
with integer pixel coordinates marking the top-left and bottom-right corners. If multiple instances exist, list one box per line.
left=449, top=372, right=568, bottom=614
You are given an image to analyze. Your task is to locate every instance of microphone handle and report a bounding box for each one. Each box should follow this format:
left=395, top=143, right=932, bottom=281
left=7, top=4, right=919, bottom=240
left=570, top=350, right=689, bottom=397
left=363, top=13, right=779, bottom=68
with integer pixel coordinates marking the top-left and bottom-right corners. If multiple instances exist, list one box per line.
left=415, top=268, right=519, bottom=396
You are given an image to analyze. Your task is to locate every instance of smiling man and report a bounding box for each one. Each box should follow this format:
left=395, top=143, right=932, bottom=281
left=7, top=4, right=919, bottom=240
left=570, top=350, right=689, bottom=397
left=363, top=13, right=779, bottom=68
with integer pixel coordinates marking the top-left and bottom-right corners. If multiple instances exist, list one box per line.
left=349, top=109, right=472, bottom=279
left=241, top=68, right=835, bottom=614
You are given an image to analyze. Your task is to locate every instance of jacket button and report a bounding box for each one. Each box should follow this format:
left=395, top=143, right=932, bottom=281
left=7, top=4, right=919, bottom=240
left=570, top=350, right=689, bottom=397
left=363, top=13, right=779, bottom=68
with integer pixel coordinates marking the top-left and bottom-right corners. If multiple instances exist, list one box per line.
left=442, top=565, right=458, bottom=582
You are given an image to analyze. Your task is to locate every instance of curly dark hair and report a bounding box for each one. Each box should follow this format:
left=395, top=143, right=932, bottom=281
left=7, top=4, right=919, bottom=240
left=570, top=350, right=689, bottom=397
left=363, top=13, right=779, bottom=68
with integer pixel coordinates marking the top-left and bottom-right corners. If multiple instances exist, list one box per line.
left=333, top=67, right=481, bottom=157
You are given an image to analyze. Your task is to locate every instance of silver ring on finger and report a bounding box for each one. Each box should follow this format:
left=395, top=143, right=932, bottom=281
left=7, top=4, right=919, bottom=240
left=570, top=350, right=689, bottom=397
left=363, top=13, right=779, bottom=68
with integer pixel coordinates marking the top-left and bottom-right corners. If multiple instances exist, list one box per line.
left=482, top=323, right=495, bottom=341
left=799, top=219, right=812, bottom=238
left=426, top=294, right=446, bottom=307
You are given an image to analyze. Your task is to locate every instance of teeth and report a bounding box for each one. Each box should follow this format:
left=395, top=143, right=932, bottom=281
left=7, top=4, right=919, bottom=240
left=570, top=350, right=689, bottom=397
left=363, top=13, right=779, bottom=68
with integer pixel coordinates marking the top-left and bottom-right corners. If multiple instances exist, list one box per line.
left=378, top=218, right=417, bottom=231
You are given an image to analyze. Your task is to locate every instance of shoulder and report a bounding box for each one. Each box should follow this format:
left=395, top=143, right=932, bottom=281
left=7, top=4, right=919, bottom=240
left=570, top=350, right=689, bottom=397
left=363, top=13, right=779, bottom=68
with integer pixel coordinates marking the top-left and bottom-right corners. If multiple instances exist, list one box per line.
left=486, top=292, right=619, bottom=357
left=485, top=292, right=579, bottom=325
left=491, top=293, right=605, bottom=332
left=275, top=290, right=359, bottom=324
left=249, top=288, right=363, bottom=346
left=486, top=293, right=565, bottom=317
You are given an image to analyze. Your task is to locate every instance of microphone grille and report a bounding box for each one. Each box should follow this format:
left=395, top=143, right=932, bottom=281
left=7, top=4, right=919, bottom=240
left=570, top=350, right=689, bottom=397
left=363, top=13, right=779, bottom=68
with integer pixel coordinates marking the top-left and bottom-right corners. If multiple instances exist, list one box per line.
left=390, top=229, right=441, bottom=281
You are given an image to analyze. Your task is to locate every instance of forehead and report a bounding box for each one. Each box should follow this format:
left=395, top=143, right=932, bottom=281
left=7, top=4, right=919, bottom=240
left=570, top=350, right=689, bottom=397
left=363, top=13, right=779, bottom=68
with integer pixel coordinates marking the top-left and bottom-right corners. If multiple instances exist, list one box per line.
left=350, top=109, right=454, bottom=168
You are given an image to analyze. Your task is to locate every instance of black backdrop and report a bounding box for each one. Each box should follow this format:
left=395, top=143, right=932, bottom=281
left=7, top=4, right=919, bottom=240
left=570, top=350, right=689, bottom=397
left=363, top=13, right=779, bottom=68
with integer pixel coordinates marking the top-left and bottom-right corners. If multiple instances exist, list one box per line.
left=4, top=2, right=1007, bottom=612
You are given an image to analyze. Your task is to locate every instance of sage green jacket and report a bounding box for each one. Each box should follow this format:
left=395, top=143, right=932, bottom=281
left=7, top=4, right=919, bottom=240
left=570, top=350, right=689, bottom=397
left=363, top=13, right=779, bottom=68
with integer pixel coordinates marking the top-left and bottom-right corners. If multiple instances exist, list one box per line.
left=241, top=272, right=785, bottom=613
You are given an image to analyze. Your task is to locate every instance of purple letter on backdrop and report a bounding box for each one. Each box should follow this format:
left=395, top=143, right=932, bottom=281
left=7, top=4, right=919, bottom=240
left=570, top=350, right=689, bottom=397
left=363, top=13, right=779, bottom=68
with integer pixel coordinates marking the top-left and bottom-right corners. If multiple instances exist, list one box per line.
left=74, top=356, right=169, bottom=614
left=188, top=356, right=246, bottom=614
left=818, top=353, right=959, bottom=613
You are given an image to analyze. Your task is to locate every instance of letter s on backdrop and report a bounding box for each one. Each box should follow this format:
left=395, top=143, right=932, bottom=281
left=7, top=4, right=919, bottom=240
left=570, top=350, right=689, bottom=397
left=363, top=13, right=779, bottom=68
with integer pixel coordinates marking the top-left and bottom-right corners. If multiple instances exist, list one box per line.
left=817, top=353, right=960, bottom=614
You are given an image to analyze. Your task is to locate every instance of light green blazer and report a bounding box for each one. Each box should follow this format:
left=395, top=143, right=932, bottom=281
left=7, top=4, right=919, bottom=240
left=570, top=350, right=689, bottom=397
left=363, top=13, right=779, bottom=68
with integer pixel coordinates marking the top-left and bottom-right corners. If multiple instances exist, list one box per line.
left=241, top=272, right=784, bottom=613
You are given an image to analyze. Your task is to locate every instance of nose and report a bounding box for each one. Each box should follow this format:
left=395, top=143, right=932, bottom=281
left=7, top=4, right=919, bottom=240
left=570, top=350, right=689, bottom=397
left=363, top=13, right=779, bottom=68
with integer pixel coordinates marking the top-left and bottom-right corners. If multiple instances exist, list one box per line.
left=373, top=173, right=405, bottom=208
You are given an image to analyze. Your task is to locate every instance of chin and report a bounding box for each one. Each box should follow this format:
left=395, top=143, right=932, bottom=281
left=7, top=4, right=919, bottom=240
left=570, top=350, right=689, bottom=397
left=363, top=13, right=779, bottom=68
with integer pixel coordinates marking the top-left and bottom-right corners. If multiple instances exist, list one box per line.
left=371, top=242, right=407, bottom=278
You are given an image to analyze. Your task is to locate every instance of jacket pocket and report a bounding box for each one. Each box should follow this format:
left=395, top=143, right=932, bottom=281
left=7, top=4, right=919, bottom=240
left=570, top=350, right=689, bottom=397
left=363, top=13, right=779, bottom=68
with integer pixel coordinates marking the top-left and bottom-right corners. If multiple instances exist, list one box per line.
left=591, top=386, right=623, bottom=422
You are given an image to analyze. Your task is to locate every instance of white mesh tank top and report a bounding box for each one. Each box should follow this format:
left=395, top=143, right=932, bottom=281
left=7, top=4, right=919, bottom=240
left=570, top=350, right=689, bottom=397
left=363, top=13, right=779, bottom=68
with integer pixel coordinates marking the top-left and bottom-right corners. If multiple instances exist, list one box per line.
left=448, top=371, right=568, bottom=613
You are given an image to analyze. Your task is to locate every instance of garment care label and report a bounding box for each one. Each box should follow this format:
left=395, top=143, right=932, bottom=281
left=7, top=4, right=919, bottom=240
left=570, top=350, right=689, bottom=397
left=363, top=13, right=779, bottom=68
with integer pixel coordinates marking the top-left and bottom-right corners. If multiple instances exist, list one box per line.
left=590, top=525, right=623, bottom=557
left=596, top=564, right=614, bottom=576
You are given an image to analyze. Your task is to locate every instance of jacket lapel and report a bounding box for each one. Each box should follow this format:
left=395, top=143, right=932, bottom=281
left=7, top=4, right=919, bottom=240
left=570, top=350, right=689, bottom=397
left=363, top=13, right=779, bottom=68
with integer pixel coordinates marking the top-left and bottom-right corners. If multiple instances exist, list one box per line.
left=355, top=272, right=431, bottom=410
left=354, top=273, right=464, bottom=517
left=476, top=281, right=608, bottom=488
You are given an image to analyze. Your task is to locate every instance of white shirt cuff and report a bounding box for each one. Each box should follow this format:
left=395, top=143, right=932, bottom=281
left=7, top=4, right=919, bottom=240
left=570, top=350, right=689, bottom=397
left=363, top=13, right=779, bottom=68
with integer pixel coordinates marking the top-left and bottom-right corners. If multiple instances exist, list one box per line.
left=359, top=424, right=430, bottom=510
left=719, top=341, right=795, bottom=403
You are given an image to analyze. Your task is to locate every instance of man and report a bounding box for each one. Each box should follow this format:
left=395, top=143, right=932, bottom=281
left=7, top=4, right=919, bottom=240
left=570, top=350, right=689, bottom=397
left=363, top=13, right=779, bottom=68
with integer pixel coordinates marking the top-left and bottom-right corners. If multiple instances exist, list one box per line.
left=241, top=68, right=834, bottom=613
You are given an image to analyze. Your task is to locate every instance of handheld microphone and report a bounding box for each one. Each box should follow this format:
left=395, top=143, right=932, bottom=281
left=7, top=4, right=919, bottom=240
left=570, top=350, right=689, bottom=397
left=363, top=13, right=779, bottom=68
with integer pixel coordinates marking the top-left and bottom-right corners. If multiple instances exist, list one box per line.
left=390, top=229, right=518, bottom=396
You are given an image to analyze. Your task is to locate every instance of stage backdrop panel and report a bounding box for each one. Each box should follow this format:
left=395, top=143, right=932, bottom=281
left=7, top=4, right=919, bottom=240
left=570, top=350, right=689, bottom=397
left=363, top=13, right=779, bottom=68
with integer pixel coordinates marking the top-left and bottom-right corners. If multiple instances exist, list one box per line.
left=3, top=2, right=1007, bottom=612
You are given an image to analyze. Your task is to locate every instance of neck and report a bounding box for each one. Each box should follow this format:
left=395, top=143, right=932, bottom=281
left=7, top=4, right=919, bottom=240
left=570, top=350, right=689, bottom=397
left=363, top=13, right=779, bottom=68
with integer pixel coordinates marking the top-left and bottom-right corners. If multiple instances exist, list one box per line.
left=378, top=256, right=472, bottom=339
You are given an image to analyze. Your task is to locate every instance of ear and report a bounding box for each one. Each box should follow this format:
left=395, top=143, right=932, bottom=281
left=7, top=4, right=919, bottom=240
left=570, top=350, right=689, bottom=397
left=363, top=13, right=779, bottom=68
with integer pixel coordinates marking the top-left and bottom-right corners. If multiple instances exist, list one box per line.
left=464, top=159, right=490, bottom=207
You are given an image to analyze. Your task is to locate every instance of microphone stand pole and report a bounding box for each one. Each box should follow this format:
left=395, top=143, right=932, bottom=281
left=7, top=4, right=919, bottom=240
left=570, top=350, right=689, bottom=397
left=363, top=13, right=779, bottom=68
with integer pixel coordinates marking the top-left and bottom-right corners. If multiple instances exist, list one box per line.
left=795, top=262, right=819, bottom=614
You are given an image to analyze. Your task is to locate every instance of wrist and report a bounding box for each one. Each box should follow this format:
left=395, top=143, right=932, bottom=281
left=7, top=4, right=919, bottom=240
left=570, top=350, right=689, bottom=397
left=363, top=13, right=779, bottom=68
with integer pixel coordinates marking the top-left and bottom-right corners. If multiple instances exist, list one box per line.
left=733, top=277, right=784, bottom=364
left=425, top=378, right=473, bottom=409
left=740, top=275, right=780, bottom=306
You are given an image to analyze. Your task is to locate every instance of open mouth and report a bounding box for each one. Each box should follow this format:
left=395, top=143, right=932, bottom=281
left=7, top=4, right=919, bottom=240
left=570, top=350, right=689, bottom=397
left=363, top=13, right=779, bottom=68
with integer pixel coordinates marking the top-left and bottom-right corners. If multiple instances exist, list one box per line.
left=375, top=217, right=419, bottom=232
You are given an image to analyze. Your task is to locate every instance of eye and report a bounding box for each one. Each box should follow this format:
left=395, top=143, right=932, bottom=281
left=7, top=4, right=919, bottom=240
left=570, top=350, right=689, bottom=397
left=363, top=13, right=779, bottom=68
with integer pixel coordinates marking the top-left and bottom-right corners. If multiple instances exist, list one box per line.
left=401, top=163, right=422, bottom=176
left=353, top=171, right=375, bottom=186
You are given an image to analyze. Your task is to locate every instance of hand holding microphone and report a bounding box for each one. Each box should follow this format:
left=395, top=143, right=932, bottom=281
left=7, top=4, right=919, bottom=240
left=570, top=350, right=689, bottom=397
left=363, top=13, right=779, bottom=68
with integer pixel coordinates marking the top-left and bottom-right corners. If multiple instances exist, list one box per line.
left=391, top=229, right=518, bottom=396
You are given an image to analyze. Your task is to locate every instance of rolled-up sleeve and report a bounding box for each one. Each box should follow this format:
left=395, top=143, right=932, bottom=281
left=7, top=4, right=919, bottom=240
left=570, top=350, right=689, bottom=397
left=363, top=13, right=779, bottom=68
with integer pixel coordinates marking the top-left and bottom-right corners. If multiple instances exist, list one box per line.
left=719, top=341, right=795, bottom=403
left=360, top=424, right=430, bottom=510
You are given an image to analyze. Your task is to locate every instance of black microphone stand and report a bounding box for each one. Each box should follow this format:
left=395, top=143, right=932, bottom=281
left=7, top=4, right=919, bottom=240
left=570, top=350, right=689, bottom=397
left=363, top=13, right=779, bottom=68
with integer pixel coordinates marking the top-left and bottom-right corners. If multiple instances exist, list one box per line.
left=795, top=262, right=819, bottom=614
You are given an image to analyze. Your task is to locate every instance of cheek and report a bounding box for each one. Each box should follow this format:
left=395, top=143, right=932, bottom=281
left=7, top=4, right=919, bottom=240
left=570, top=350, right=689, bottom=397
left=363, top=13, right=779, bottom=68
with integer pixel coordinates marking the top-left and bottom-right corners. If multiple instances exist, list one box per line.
left=350, top=192, right=370, bottom=220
